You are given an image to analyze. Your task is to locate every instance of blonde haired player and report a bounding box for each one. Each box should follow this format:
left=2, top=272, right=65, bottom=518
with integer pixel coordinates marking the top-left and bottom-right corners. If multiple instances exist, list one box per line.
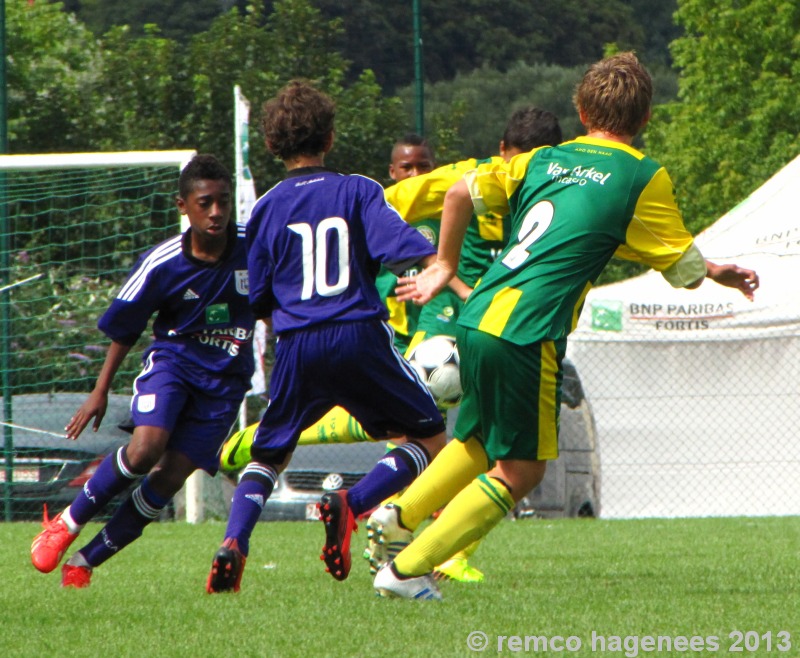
left=371, top=52, right=758, bottom=600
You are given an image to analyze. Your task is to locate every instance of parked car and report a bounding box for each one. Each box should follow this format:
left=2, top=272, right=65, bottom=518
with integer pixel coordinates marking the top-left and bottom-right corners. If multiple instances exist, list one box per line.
left=256, top=441, right=387, bottom=521
left=251, top=358, right=600, bottom=521
left=0, top=393, right=132, bottom=521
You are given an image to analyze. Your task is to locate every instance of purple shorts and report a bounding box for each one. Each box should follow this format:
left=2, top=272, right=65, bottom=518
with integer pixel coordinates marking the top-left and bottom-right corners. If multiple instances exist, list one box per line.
left=252, top=320, right=445, bottom=464
left=130, top=350, right=249, bottom=474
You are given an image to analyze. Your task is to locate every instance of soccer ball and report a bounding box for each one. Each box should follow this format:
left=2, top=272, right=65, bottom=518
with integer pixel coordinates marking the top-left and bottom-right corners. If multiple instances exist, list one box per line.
left=407, top=335, right=462, bottom=409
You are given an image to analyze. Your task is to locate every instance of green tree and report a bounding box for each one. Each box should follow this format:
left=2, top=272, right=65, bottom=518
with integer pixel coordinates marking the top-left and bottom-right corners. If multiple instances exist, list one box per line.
left=401, top=61, right=677, bottom=162
left=402, top=63, right=584, bottom=160
left=623, top=0, right=681, bottom=66
left=645, top=0, right=800, bottom=233
left=12, top=1, right=406, bottom=188
left=318, top=0, right=645, bottom=88
left=70, top=0, right=226, bottom=42
left=90, top=25, right=189, bottom=151
left=64, top=0, right=678, bottom=93
left=6, top=0, right=101, bottom=152
left=177, top=0, right=406, bottom=188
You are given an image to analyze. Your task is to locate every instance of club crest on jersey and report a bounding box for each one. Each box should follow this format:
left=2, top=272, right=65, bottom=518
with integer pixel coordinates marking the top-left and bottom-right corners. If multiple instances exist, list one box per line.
left=235, top=270, right=249, bottom=295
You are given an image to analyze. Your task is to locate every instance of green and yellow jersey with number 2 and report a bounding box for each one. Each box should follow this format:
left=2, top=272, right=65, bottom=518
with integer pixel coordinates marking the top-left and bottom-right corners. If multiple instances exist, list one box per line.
left=457, top=137, right=702, bottom=345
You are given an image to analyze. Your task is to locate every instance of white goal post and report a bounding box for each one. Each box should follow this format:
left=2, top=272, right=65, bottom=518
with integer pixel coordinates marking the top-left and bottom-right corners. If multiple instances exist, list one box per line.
left=0, top=150, right=197, bottom=171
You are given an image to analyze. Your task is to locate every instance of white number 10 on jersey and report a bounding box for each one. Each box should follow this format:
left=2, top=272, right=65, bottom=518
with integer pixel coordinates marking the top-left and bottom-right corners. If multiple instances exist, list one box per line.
left=288, top=217, right=350, bottom=299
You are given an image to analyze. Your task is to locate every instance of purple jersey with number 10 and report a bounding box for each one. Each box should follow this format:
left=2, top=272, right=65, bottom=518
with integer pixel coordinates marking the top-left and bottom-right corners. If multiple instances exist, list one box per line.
left=246, top=167, right=435, bottom=332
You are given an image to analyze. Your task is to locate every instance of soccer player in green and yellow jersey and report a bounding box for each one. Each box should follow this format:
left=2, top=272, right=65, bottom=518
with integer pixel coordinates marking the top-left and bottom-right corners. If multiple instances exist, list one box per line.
left=377, top=134, right=438, bottom=353
left=385, top=109, right=563, bottom=584
left=405, top=107, right=562, bottom=352
left=370, top=52, right=759, bottom=601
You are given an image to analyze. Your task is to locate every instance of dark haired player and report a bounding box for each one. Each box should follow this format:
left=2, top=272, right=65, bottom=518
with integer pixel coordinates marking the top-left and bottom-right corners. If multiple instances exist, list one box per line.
left=378, top=133, right=438, bottom=353
left=31, top=154, right=255, bottom=587
left=206, top=80, right=447, bottom=593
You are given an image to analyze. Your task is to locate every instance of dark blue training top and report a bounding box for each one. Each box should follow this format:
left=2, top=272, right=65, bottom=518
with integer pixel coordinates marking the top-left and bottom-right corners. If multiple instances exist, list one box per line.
left=246, top=167, right=436, bottom=333
left=98, top=222, right=255, bottom=378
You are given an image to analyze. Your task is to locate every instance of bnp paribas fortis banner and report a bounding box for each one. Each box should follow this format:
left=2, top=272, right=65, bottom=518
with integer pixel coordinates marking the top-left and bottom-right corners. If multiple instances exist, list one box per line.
left=573, top=153, right=800, bottom=344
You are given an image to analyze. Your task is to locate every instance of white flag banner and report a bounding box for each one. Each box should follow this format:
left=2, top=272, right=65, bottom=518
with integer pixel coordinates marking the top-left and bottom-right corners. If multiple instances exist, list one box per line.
left=234, top=85, right=267, bottom=396
left=234, top=85, right=258, bottom=227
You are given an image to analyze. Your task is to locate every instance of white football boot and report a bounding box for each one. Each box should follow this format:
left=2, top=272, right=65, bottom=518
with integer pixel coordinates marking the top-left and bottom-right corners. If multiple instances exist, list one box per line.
left=364, top=504, right=413, bottom=575
left=373, top=562, right=443, bottom=601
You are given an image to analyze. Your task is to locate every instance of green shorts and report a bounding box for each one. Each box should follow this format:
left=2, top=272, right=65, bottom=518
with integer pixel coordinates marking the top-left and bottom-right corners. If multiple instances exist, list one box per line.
left=453, top=325, right=564, bottom=461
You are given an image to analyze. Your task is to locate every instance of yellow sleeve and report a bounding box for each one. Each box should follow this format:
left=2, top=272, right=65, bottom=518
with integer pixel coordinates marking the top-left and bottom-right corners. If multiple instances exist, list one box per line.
left=384, top=159, right=477, bottom=224
left=466, top=151, right=539, bottom=217
left=614, top=167, right=696, bottom=271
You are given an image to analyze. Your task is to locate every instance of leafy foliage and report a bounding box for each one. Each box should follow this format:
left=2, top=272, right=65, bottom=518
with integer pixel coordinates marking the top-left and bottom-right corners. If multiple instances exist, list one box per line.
left=64, top=0, right=230, bottom=42
left=399, top=61, right=677, bottom=162
left=3, top=165, right=180, bottom=393
left=8, top=268, right=124, bottom=393
left=6, top=0, right=406, bottom=190
left=67, top=0, right=678, bottom=92
left=402, top=63, right=586, bottom=160
left=6, top=1, right=100, bottom=151
left=91, top=25, right=189, bottom=151
left=285, top=0, right=648, bottom=91
left=644, top=0, right=800, bottom=233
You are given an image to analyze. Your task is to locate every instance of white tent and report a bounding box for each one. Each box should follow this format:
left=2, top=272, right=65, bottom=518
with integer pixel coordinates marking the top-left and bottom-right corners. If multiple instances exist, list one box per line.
left=568, top=154, right=800, bottom=518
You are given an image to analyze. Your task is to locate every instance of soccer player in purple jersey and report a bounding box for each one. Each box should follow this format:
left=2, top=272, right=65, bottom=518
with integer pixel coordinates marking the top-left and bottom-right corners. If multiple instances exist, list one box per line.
left=206, top=80, right=447, bottom=593
left=30, top=154, right=255, bottom=588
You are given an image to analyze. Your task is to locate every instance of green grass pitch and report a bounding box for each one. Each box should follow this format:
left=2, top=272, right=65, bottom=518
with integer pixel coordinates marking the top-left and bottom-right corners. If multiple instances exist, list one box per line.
left=2, top=516, right=798, bottom=657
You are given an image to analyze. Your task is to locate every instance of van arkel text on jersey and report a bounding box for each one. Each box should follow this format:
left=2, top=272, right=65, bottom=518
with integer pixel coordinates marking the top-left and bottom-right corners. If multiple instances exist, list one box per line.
left=547, top=161, right=612, bottom=186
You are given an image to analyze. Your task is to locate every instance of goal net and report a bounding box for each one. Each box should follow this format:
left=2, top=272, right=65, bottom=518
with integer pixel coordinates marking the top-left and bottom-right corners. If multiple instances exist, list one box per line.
left=0, top=150, right=209, bottom=521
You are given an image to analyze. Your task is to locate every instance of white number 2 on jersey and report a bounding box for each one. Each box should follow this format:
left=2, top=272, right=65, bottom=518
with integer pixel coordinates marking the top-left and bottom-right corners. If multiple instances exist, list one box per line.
left=501, top=201, right=554, bottom=270
left=288, top=217, right=350, bottom=300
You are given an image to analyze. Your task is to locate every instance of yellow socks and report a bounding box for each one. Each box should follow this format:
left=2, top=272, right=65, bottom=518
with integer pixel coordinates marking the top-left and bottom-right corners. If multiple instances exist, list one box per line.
left=221, top=407, right=376, bottom=471
left=451, top=538, right=480, bottom=562
left=394, top=437, right=489, bottom=532
left=297, top=406, right=373, bottom=445
left=394, top=474, right=513, bottom=577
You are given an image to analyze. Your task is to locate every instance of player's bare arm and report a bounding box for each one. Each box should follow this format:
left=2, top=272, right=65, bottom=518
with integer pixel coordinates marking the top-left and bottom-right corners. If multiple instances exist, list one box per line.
left=704, top=261, right=759, bottom=300
left=397, top=179, right=474, bottom=305
left=447, top=275, right=474, bottom=301
left=65, top=340, right=132, bottom=440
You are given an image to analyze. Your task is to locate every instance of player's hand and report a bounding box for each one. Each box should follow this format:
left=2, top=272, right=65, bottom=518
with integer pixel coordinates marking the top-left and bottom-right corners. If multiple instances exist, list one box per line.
left=706, top=262, right=760, bottom=301
left=65, top=390, right=109, bottom=440
left=396, top=261, right=455, bottom=305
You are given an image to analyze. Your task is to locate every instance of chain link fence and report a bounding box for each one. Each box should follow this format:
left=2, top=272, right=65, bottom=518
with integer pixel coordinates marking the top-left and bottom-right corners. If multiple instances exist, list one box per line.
left=568, top=151, right=800, bottom=518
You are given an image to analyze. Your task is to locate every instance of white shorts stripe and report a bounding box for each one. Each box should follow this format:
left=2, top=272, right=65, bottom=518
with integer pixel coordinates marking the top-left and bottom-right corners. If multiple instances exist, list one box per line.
left=381, top=321, right=428, bottom=389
